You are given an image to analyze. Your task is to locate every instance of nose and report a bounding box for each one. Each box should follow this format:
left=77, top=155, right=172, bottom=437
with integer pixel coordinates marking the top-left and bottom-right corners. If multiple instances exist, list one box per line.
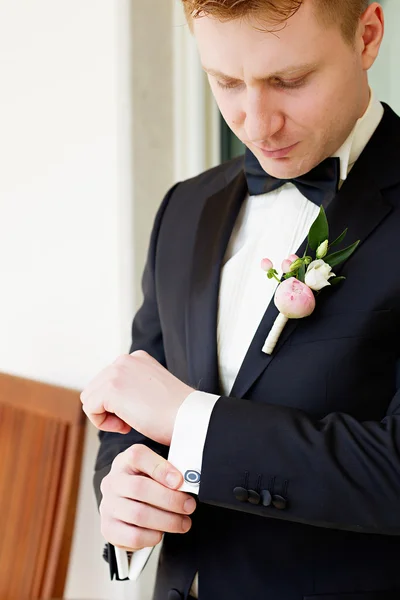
left=244, top=88, right=284, bottom=144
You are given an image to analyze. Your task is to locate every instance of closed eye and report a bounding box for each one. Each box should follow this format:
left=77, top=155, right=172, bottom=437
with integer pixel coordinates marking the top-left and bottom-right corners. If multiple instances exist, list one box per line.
left=215, top=79, right=243, bottom=91
left=216, top=75, right=308, bottom=91
left=272, top=76, right=307, bottom=89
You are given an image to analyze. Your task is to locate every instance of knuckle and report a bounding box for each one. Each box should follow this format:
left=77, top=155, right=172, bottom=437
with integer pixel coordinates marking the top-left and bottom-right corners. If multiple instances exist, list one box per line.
left=128, top=443, right=145, bottom=466
left=112, top=450, right=126, bottom=471
left=100, top=474, right=111, bottom=496
left=114, top=353, right=129, bottom=365
left=130, top=502, right=144, bottom=526
left=99, top=499, right=107, bottom=518
left=152, top=461, right=167, bottom=482
left=131, top=349, right=148, bottom=360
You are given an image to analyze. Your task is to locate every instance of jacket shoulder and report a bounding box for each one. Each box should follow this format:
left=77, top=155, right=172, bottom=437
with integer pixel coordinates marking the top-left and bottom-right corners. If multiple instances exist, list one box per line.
left=176, top=155, right=245, bottom=198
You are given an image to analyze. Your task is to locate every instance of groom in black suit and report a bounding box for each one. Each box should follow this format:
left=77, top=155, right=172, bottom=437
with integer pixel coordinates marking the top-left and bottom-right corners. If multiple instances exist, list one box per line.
left=81, top=1, right=400, bottom=599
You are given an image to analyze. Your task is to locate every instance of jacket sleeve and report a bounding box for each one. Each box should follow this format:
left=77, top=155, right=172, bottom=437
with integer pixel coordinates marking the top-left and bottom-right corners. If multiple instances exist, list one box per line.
left=93, top=183, right=180, bottom=508
left=196, top=362, right=400, bottom=536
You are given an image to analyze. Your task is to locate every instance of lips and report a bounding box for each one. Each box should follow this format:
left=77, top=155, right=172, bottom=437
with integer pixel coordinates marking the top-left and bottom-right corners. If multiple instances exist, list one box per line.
left=255, top=142, right=299, bottom=159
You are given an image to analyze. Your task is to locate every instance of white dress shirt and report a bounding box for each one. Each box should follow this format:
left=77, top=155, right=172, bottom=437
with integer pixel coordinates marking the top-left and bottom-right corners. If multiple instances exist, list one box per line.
left=118, top=90, right=383, bottom=593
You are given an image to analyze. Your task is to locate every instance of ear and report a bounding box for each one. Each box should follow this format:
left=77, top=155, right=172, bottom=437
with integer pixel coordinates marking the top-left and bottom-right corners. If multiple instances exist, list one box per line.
left=358, top=2, right=384, bottom=70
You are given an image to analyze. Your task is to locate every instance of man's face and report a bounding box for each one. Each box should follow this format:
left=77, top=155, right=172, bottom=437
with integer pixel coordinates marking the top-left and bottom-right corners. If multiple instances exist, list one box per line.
left=193, top=1, right=372, bottom=178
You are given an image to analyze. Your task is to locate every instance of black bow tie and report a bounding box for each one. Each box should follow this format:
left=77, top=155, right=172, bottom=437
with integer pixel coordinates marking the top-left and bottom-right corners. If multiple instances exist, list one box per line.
left=245, top=147, right=340, bottom=208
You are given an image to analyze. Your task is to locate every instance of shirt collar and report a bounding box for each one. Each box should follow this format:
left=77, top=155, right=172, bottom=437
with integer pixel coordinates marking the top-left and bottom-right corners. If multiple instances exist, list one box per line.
left=333, top=88, right=384, bottom=183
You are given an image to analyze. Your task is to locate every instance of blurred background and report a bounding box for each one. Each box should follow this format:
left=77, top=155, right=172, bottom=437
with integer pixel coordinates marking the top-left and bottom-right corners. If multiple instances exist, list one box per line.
left=0, top=0, right=397, bottom=599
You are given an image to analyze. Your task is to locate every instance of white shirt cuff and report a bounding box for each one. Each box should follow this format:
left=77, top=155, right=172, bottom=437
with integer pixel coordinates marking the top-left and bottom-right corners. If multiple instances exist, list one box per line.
left=114, top=390, right=220, bottom=580
left=167, top=390, right=220, bottom=494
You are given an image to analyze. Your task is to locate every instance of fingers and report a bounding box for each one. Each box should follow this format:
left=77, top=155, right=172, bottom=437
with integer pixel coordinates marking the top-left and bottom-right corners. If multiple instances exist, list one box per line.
left=116, top=444, right=184, bottom=490
left=101, top=518, right=163, bottom=551
left=107, top=497, right=192, bottom=534
left=100, top=444, right=197, bottom=552
left=80, top=361, right=131, bottom=433
left=83, top=408, right=131, bottom=433
left=117, top=474, right=196, bottom=515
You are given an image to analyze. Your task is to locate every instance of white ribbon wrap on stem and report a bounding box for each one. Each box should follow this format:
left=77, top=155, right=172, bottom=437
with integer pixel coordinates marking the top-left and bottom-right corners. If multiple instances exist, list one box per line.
left=262, top=312, right=289, bottom=355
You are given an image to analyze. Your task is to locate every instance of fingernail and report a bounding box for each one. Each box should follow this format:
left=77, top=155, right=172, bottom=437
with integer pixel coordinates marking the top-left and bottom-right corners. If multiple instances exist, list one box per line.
left=166, top=472, right=181, bottom=488
left=184, top=498, right=196, bottom=513
left=181, top=516, right=191, bottom=532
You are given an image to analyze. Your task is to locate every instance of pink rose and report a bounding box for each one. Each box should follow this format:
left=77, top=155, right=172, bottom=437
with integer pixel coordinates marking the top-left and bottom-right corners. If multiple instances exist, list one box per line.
left=281, top=259, right=293, bottom=274
left=261, top=258, right=273, bottom=272
left=274, top=277, right=316, bottom=319
left=281, top=254, right=300, bottom=274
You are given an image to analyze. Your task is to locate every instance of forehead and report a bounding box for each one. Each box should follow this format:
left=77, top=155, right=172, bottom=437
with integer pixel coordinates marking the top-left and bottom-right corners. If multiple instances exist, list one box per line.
left=192, top=5, right=343, bottom=78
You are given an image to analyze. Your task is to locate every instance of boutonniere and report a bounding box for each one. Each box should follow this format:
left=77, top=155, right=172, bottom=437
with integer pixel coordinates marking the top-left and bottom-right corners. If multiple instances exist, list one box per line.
left=261, top=206, right=360, bottom=355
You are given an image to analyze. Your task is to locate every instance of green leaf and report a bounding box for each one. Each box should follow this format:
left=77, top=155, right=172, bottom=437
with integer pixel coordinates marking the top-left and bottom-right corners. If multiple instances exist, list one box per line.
left=329, top=276, right=346, bottom=286
left=298, top=262, right=306, bottom=284
left=308, top=206, right=329, bottom=251
left=324, top=240, right=360, bottom=268
left=329, top=228, right=348, bottom=249
left=302, top=241, right=309, bottom=259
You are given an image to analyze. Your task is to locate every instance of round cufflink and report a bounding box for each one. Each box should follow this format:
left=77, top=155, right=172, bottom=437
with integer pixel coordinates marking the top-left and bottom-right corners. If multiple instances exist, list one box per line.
left=184, top=469, right=201, bottom=485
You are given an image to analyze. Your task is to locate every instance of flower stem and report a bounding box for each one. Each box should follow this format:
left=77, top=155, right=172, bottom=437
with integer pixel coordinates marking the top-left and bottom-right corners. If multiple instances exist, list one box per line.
left=262, top=313, right=289, bottom=355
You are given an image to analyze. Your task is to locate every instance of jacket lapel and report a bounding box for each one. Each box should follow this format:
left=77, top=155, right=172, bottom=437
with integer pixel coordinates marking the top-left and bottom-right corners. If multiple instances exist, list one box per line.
left=186, top=168, right=248, bottom=393
left=230, top=171, right=392, bottom=399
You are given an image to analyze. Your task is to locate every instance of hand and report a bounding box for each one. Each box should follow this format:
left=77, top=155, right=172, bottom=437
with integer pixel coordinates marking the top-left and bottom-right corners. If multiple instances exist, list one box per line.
left=80, top=350, right=194, bottom=445
left=100, top=444, right=196, bottom=551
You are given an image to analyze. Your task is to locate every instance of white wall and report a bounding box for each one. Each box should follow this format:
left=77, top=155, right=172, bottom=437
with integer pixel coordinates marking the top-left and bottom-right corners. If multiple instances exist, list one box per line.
left=0, top=1, right=135, bottom=599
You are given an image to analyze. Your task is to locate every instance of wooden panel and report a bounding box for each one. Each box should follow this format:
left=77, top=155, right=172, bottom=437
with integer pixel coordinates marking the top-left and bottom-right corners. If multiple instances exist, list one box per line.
left=35, top=422, right=67, bottom=599
left=26, top=418, right=61, bottom=600
left=12, top=411, right=48, bottom=600
left=0, top=405, right=21, bottom=599
left=0, top=372, right=85, bottom=424
left=0, top=372, right=86, bottom=600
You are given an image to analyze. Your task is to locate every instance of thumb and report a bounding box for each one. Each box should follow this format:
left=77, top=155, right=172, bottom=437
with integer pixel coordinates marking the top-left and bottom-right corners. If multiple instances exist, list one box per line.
left=126, top=444, right=184, bottom=489
left=83, top=409, right=131, bottom=434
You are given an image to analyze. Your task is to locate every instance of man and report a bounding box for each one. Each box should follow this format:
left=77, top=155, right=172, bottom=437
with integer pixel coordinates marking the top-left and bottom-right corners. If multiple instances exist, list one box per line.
left=81, top=1, right=400, bottom=598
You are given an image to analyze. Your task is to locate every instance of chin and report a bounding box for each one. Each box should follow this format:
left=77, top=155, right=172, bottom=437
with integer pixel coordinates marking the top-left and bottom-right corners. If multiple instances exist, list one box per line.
left=258, top=156, right=310, bottom=180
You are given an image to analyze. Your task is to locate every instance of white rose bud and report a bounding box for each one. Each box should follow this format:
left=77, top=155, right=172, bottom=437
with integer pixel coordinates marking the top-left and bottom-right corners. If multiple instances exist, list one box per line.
left=305, top=259, right=335, bottom=291
left=316, top=239, right=329, bottom=259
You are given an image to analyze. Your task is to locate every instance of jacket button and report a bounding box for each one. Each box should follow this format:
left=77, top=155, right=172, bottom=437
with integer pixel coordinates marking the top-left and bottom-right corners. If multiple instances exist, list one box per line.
left=233, top=486, right=249, bottom=502
left=261, top=489, right=272, bottom=507
left=272, top=494, right=288, bottom=510
left=168, top=590, right=183, bottom=600
left=247, top=489, right=261, bottom=505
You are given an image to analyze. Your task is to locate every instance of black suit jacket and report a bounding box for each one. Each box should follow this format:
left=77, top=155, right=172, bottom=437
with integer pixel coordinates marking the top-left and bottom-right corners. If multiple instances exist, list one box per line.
left=94, top=103, right=400, bottom=600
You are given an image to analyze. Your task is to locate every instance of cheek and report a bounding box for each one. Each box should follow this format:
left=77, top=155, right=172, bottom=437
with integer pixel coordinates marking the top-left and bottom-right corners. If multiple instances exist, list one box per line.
left=289, top=86, right=334, bottom=137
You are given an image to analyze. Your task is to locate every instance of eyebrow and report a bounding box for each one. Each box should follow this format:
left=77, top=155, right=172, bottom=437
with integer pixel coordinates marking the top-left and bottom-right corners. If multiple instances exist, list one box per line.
left=202, top=63, right=317, bottom=81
